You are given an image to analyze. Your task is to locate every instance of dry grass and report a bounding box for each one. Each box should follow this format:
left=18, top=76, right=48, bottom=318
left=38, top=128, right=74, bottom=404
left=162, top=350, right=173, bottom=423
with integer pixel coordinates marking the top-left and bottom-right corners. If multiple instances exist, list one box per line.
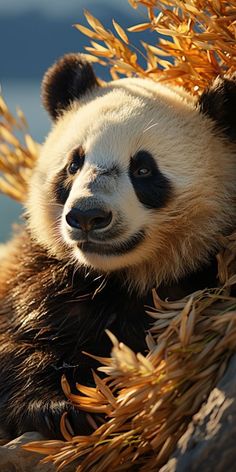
left=0, top=96, right=38, bottom=202
left=75, top=1, right=236, bottom=93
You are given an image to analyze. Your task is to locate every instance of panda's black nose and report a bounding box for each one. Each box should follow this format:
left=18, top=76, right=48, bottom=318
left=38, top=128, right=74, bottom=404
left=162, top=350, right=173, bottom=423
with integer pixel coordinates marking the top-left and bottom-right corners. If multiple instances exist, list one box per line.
left=66, top=208, right=112, bottom=232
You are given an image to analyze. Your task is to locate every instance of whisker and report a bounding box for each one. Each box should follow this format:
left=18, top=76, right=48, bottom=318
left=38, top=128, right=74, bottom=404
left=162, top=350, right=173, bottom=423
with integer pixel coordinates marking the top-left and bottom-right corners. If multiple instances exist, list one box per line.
left=143, top=121, right=159, bottom=133
left=144, top=118, right=154, bottom=128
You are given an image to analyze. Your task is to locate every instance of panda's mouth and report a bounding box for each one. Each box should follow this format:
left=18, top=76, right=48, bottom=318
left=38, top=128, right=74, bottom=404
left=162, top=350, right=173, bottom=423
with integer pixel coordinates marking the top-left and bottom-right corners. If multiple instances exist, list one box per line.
left=78, top=230, right=145, bottom=256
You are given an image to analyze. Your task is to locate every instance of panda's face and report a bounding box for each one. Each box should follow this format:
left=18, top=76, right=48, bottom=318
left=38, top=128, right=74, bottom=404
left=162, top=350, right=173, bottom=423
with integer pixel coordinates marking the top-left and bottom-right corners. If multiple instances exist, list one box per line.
left=27, top=55, right=236, bottom=292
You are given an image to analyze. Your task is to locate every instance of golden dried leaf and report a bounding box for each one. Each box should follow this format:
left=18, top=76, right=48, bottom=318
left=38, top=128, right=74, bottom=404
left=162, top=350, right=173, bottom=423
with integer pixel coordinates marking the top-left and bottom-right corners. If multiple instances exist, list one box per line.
left=81, top=53, right=107, bottom=65
left=74, top=24, right=100, bottom=39
left=114, top=60, right=136, bottom=72
left=0, top=124, right=20, bottom=147
left=16, top=107, right=28, bottom=128
left=112, top=19, right=129, bottom=44
left=128, top=22, right=151, bottom=32
left=61, top=374, right=71, bottom=397
left=25, top=133, right=38, bottom=157
left=128, top=0, right=138, bottom=8
left=0, top=178, right=23, bottom=201
left=60, top=413, right=73, bottom=441
left=0, top=96, right=9, bottom=114
left=144, top=43, right=172, bottom=57
left=84, top=9, right=105, bottom=31
left=90, top=41, right=110, bottom=51
left=85, top=47, right=114, bottom=58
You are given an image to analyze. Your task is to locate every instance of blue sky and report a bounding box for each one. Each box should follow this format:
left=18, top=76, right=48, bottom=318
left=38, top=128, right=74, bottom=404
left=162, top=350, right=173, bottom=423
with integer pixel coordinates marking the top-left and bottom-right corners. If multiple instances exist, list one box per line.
left=0, top=0, right=135, bottom=17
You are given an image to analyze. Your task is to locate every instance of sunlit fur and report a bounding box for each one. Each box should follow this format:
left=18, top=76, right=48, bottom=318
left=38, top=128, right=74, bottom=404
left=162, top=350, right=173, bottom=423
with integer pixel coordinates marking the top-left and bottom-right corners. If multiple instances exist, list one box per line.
left=27, top=78, right=236, bottom=294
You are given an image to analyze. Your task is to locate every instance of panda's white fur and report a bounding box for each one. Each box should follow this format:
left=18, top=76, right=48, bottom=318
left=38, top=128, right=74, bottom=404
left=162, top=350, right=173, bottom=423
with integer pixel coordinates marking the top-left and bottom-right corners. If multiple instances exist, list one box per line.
left=27, top=74, right=236, bottom=293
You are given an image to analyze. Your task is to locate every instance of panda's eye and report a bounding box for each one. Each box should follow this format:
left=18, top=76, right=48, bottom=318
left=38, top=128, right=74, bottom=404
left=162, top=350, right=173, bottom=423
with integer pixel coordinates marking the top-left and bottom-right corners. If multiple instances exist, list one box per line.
left=134, top=167, right=152, bottom=178
left=67, top=146, right=85, bottom=175
left=68, top=160, right=80, bottom=175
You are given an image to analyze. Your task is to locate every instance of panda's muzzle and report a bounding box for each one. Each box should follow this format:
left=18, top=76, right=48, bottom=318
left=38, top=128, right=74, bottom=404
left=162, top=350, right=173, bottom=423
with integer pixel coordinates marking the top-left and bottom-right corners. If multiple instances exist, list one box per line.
left=64, top=203, right=146, bottom=257
left=66, top=207, right=112, bottom=233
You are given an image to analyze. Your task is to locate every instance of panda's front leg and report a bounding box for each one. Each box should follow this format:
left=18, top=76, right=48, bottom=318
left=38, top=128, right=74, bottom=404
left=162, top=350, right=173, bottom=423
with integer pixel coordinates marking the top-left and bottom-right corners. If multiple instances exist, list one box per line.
left=2, top=388, right=98, bottom=440
left=0, top=347, right=98, bottom=440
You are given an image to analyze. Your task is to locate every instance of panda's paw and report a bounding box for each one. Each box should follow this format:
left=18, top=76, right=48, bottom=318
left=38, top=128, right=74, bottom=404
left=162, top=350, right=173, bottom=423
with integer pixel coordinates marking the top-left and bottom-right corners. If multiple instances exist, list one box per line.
left=47, top=403, right=96, bottom=439
left=25, top=399, right=95, bottom=439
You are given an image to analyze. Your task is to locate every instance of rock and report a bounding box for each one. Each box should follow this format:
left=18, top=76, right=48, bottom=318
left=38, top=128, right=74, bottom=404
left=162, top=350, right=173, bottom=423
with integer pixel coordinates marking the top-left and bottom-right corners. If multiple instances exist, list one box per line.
left=0, top=432, right=55, bottom=472
left=161, top=354, right=236, bottom=472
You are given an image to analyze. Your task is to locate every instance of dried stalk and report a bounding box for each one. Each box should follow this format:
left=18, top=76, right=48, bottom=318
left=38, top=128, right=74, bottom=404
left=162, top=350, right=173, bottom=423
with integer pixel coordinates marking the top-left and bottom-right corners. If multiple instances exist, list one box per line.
left=75, top=1, right=236, bottom=93
left=0, top=96, right=39, bottom=202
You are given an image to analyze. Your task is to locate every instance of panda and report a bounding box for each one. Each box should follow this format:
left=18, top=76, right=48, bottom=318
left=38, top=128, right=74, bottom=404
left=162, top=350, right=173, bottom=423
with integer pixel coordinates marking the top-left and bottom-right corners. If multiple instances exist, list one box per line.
left=0, top=53, right=236, bottom=440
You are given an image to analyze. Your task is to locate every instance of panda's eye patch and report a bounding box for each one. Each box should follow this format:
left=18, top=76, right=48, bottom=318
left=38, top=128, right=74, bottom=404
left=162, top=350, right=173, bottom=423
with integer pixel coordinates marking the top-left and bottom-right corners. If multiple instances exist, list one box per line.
left=67, top=146, right=85, bottom=175
left=129, top=150, right=172, bottom=209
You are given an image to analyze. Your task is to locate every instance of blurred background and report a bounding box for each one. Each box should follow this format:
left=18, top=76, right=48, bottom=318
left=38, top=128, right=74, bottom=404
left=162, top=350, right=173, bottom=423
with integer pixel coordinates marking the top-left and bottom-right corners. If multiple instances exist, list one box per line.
left=0, top=0, right=149, bottom=242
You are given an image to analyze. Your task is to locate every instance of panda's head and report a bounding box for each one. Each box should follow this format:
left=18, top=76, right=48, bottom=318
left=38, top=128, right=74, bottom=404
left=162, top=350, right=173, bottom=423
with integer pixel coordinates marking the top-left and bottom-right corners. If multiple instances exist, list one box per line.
left=27, top=53, right=236, bottom=293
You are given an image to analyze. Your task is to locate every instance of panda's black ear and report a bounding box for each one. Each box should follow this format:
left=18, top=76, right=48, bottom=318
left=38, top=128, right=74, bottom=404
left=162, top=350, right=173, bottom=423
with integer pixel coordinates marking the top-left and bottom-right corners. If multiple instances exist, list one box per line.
left=41, top=53, right=99, bottom=120
left=198, top=75, right=236, bottom=140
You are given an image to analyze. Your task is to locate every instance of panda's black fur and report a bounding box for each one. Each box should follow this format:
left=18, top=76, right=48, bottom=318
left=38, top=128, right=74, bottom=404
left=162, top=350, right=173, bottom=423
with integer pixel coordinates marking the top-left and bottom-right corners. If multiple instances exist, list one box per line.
left=0, top=54, right=236, bottom=439
left=0, top=231, right=150, bottom=438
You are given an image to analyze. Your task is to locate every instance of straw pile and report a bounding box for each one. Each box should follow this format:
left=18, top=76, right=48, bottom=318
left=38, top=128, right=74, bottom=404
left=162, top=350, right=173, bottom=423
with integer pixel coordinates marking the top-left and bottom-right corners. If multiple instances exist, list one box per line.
left=1, top=0, right=236, bottom=470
